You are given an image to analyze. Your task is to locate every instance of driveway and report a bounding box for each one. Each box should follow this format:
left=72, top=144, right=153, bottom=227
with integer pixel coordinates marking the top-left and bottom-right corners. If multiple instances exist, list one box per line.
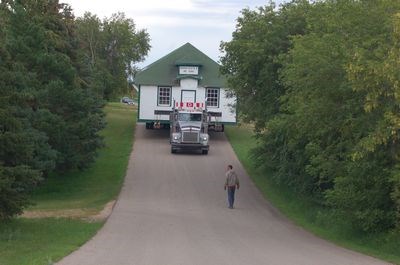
left=57, top=124, right=390, bottom=265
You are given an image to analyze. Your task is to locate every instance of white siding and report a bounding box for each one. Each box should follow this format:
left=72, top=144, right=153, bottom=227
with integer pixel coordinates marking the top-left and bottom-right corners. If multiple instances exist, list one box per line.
left=219, top=88, right=236, bottom=123
left=180, top=78, right=198, bottom=90
left=139, top=80, right=236, bottom=123
left=139, top=85, right=166, bottom=121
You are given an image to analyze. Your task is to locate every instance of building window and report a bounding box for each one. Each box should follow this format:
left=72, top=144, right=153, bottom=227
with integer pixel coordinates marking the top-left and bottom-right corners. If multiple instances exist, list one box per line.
left=158, top=86, right=171, bottom=106
left=206, top=88, right=219, bottom=108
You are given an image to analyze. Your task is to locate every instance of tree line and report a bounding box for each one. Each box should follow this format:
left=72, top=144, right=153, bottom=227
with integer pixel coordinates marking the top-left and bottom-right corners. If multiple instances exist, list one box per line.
left=0, top=0, right=150, bottom=219
left=221, top=0, right=400, bottom=233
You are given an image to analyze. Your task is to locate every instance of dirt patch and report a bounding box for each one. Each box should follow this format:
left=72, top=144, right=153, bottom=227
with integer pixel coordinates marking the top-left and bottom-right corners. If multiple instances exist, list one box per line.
left=83, top=200, right=116, bottom=222
left=21, top=200, right=116, bottom=222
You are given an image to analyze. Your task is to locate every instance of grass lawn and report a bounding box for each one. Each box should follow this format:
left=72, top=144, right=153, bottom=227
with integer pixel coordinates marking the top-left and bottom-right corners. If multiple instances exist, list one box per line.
left=0, top=219, right=102, bottom=265
left=225, top=125, right=400, bottom=265
left=0, top=103, right=136, bottom=265
left=30, top=103, right=136, bottom=211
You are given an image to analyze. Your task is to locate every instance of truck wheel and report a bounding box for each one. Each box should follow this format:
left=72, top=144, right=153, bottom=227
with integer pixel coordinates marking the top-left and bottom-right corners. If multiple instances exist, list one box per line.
left=171, top=148, right=177, bottom=154
left=202, top=150, right=208, bottom=155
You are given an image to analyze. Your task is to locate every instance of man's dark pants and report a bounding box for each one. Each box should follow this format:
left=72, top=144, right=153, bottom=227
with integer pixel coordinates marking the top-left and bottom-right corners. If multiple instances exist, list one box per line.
left=227, top=186, right=236, bottom=208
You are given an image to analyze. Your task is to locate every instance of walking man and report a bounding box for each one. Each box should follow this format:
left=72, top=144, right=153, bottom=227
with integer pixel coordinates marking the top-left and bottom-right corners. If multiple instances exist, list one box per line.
left=224, top=165, right=239, bottom=209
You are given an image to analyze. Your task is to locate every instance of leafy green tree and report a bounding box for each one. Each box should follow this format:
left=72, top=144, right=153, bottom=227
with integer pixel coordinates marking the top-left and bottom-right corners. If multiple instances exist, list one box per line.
left=75, top=12, right=109, bottom=97
left=328, top=3, right=400, bottom=231
left=77, top=12, right=150, bottom=100
left=220, top=0, right=310, bottom=131
left=279, top=0, right=400, bottom=231
left=223, top=0, right=400, bottom=232
left=389, top=13, right=400, bottom=228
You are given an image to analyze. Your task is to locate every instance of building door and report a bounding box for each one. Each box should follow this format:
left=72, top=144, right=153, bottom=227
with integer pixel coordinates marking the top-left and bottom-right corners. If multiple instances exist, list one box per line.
left=181, top=90, right=196, bottom=103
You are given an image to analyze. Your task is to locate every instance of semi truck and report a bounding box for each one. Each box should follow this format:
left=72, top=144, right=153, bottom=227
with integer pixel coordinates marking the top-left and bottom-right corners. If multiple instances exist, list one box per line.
left=170, top=103, right=210, bottom=154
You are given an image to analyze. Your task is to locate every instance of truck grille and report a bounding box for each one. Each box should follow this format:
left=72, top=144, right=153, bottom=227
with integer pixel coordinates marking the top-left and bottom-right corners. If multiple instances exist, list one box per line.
left=182, top=132, right=199, bottom=143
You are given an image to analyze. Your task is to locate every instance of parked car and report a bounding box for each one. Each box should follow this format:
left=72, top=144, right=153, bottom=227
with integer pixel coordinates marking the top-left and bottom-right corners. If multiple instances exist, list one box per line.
left=126, top=99, right=135, bottom=105
left=121, top=96, right=130, bottom=103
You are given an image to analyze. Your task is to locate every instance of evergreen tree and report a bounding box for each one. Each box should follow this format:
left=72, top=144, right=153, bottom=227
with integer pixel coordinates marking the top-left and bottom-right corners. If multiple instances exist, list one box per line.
left=0, top=0, right=149, bottom=219
left=0, top=2, right=56, bottom=218
left=4, top=0, right=106, bottom=171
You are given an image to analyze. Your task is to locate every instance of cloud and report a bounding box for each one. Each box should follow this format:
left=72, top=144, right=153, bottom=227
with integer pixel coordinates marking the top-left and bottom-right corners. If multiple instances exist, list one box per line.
left=66, top=0, right=195, bottom=17
left=66, top=0, right=251, bottom=26
left=132, top=8, right=235, bottom=29
left=62, top=0, right=286, bottom=67
left=136, top=15, right=232, bottom=29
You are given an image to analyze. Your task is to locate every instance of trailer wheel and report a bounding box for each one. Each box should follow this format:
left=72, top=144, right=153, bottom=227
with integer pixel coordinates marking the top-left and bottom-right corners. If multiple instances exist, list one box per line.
left=202, top=150, right=208, bottom=155
left=146, top=122, right=153, bottom=129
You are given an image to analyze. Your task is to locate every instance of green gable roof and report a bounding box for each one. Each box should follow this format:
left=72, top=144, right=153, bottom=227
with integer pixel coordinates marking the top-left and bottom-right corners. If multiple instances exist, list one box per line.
left=135, top=43, right=227, bottom=87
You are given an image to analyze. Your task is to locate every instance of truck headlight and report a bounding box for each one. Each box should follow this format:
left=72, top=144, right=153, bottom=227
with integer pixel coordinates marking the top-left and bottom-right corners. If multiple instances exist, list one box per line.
left=172, top=133, right=181, bottom=142
left=200, top=134, right=209, bottom=143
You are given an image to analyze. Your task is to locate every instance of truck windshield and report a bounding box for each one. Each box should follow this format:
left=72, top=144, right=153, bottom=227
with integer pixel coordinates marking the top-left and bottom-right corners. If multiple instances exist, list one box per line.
left=178, top=113, right=202, bottom=122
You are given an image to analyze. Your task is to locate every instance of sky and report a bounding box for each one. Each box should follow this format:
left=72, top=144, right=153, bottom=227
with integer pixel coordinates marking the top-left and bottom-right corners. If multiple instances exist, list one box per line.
left=62, top=0, right=286, bottom=68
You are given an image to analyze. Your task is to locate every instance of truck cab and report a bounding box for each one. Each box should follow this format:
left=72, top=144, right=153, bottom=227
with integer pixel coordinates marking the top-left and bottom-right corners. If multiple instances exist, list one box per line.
left=170, top=107, right=209, bottom=154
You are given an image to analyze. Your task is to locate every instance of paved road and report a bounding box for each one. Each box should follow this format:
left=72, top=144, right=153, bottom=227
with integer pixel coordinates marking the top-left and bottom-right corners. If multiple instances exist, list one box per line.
left=58, top=124, right=390, bottom=265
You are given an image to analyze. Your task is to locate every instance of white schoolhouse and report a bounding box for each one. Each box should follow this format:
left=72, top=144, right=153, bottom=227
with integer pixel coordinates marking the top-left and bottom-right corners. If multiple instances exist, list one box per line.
left=134, top=43, right=236, bottom=129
